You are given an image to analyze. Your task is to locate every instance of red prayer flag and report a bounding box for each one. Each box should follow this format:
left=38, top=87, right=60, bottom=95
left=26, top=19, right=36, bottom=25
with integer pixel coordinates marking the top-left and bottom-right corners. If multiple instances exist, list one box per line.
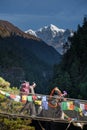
left=85, top=104, right=87, bottom=110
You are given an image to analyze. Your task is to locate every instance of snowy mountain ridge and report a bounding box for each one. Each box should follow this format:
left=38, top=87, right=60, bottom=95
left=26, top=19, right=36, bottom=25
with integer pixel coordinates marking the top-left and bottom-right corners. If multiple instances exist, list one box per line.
left=25, top=24, right=74, bottom=54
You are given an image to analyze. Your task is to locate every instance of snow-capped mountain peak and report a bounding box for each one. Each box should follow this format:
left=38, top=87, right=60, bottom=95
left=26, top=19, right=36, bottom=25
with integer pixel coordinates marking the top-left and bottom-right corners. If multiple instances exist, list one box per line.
left=25, top=29, right=37, bottom=37
left=37, top=24, right=65, bottom=35
left=25, top=24, right=74, bottom=55
left=49, top=24, right=65, bottom=33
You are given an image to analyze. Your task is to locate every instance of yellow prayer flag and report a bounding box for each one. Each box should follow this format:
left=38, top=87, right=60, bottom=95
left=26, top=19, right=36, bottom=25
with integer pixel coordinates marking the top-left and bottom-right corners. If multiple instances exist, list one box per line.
left=67, top=101, right=74, bottom=110
left=22, top=95, right=27, bottom=103
left=34, top=100, right=42, bottom=105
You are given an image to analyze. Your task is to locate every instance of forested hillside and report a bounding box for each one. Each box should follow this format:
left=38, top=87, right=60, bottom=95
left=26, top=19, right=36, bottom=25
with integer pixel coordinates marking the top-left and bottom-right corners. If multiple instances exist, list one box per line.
left=50, top=17, right=87, bottom=99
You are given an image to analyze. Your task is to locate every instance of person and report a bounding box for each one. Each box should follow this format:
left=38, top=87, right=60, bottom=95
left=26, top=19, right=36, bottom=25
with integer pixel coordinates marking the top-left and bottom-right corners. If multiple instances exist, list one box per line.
left=49, top=87, right=63, bottom=108
left=48, top=87, right=67, bottom=118
left=51, top=87, right=67, bottom=119
left=20, top=81, right=36, bottom=116
left=20, top=81, right=30, bottom=98
left=30, top=82, right=36, bottom=94
left=52, top=87, right=67, bottom=99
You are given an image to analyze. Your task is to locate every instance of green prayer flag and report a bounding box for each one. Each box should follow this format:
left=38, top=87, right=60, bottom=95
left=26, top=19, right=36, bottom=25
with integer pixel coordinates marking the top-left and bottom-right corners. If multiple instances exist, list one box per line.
left=61, top=102, right=68, bottom=110
left=5, top=93, right=10, bottom=97
left=27, top=96, right=32, bottom=102
left=74, top=106, right=79, bottom=111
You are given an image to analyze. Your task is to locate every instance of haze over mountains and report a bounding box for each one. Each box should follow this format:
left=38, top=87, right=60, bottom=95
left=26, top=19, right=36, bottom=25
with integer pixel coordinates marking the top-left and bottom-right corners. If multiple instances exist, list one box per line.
left=0, top=20, right=61, bottom=92
left=25, top=24, right=74, bottom=54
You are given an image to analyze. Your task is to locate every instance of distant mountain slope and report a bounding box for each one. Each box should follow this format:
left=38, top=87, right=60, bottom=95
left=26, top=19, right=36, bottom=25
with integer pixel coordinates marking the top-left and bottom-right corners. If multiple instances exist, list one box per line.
left=25, top=24, right=73, bottom=54
left=0, top=20, right=40, bottom=40
left=0, top=20, right=61, bottom=93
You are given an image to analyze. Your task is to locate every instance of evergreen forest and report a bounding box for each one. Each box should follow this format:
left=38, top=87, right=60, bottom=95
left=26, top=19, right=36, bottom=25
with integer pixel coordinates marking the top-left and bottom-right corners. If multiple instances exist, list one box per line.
left=49, top=17, right=87, bottom=100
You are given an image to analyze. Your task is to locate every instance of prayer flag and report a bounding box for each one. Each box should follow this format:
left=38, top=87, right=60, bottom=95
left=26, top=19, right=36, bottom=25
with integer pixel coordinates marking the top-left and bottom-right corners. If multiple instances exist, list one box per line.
left=42, top=101, right=48, bottom=110
left=68, top=101, right=74, bottom=110
left=14, top=95, right=21, bottom=102
left=5, top=93, right=10, bottom=97
left=42, top=96, right=47, bottom=102
left=80, top=103, right=85, bottom=110
left=34, top=100, right=42, bottom=105
left=21, top=95, right=27, bottom=103
left=61, top=102, right=68, bottom=110
left=61, top=101, right=74, bottom=110
left=32, top=95, right=37, bottom=100
left=10, top=94, right=16, bottom=99
left=27, top=96, right=32, bottom=102
left=85, top=104, right=87, bottom=110
left=74, top=106, right=79, bottom=111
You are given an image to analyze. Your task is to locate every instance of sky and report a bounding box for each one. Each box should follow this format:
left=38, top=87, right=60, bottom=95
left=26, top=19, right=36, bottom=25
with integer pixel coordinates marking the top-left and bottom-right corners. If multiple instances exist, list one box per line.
left=0, top=0, right=87, bottom=31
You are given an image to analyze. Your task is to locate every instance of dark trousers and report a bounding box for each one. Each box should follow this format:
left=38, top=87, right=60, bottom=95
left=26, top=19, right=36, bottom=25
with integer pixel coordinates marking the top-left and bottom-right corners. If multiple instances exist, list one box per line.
left=20, top=101, right=36, bottom=115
